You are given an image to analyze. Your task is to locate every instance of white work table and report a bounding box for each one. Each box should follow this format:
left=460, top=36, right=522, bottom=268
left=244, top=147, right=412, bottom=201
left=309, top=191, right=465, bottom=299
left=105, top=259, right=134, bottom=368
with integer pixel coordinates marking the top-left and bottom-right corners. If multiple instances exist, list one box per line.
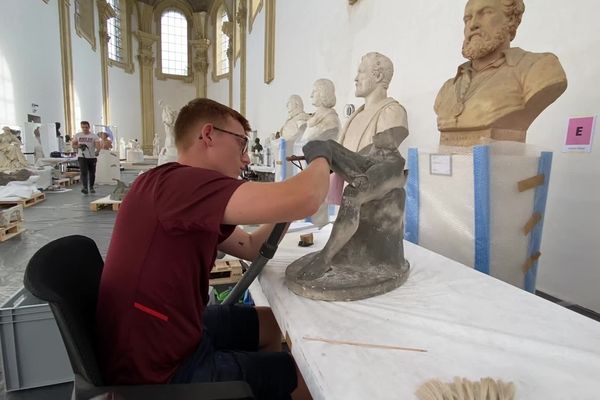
left=250, top=224, right=600, bottom=400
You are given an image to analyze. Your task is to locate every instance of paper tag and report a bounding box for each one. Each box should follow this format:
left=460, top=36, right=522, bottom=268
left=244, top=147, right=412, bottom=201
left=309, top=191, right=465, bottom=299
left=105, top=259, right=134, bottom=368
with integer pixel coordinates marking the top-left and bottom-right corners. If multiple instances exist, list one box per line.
left=564, top=116, right=596, bottom=153
left=430, top=154, right=452, bottom=176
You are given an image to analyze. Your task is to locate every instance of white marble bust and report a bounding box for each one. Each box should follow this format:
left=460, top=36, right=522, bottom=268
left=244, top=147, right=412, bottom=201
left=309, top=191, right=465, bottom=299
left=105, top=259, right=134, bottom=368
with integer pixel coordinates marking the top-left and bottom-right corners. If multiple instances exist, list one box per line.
left=280, top=95, right=310, bottom=141
left=339, top=52, right=408, bottom=152
left=301, top=79, right=341, bottom=143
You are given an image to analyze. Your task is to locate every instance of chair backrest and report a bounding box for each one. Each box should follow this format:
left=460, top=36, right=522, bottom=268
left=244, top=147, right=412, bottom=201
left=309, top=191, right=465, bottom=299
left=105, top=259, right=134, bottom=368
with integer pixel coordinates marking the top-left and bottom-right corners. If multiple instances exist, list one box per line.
left=23, top=235, right=105, bottom=387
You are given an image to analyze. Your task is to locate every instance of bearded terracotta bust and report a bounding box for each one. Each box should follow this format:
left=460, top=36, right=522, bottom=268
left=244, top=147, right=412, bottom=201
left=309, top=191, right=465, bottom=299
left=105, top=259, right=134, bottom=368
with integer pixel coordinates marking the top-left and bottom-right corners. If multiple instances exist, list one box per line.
left=434, top=0, right=567, bottom=146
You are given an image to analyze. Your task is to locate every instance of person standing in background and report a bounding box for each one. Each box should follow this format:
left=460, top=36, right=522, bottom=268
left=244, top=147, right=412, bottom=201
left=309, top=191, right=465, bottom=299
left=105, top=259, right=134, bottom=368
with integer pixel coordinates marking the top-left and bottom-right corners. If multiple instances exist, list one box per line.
left=73, top=121, right=100, bottom=194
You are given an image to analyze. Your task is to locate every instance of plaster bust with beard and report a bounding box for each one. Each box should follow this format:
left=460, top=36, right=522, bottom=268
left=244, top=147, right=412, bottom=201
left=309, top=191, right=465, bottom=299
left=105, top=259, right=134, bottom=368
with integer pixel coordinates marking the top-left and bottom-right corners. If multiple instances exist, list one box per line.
left=434, top=0, right=567, bottom=146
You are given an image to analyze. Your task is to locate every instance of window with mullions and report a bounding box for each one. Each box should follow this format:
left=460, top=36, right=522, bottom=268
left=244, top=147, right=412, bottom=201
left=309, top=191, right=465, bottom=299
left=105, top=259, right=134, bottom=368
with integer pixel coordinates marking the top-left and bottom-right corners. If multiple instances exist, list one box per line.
left=106, top=0, right=123, bottom=63
left=161, top=9, right=188, bottom=76
left=216, top=5, right=230, bottom=76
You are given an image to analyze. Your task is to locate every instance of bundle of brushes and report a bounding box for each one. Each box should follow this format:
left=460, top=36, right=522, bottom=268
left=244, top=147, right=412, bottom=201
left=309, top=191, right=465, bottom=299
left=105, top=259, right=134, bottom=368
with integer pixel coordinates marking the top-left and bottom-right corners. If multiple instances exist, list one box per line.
left=416, top=377, right=516, bottom=400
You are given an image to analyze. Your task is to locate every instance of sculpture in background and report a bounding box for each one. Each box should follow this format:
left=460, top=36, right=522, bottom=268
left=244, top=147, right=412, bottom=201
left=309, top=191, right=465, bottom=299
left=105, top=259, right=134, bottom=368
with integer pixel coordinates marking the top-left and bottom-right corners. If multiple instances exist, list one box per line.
left=33, top=127, right=45, bottom=163
left=434, top=0, right=567, bottom=146
left=300, top=79, right=341, bottom=143
left=152, top=133, right=160, bottom=157
left=0, top=126, right=29, bottom=172
left=158, top=99, right=179, bottom=165
left=280, top=95, right=310, bottom=141
left=286, top=53, right=410, bottom=301
left=340, top=52, right=408, bottom=152
left=118, top=138, right=126, bottom=159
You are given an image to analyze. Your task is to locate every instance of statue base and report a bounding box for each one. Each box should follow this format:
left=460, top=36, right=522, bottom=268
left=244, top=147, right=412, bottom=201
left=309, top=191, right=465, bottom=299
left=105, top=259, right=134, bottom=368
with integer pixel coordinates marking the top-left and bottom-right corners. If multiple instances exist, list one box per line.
left=286, top=253, right=409, bottom=301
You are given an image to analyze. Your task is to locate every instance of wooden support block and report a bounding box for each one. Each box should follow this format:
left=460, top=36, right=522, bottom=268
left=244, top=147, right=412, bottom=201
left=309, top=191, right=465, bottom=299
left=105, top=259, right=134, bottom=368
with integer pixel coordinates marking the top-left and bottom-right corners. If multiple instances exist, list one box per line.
left=210, top=260, right=244, bottom=285
left=299, top=233, right=314, bottom=247
left=70, top=175, right=81, bottom=184
left=0, top=204, right=24, bottom=226
left=522, top=251, right=542, bottom=273
left=517, top=174, right=545, bottom=192
left=522, top=212, right=542, bottom=235
left=0, top=222, right=25, bottom=242
left=89, top=201, right=121, bottom=211
left=54, top=178, right=70, bottom=187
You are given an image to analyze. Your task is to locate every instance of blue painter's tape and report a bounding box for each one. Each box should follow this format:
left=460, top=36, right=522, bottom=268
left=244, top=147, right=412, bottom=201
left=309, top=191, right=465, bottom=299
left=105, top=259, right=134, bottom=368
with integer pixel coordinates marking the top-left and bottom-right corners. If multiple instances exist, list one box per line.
left=473, top=146, right=491, bottom=275
left=279, top=139, right=287, bottom=180
left=404, top=148, right=419, bottom=244
left=525, top=152, right=553, bottom=292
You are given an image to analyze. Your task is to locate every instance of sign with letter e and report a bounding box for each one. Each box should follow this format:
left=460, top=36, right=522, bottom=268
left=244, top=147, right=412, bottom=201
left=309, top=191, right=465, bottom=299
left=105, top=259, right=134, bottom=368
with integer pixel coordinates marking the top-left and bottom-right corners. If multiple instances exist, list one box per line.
left=564, top=116, right=596, bottom=153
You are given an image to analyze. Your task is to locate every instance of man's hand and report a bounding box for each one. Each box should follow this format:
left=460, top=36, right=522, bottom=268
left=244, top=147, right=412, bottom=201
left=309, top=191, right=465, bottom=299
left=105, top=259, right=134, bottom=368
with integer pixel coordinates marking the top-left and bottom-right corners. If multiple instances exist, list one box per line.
left=302, top=140, right=332, bottom=166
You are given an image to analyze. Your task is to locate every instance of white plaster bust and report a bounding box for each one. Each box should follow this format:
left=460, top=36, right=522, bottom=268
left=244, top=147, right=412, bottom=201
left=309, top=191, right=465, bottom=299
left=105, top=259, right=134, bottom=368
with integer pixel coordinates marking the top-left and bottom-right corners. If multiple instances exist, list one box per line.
left=301, top=79, right=341, bottom=143
left=280, top=95, right=310, bottom=141
left=339, top=52, right=408, bottom=152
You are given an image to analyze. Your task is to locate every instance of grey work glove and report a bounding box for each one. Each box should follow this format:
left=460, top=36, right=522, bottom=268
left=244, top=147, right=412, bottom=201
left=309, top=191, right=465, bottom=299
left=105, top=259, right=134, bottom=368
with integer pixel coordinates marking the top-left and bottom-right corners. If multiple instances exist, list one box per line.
left=302, top=140, right=332, bottom=166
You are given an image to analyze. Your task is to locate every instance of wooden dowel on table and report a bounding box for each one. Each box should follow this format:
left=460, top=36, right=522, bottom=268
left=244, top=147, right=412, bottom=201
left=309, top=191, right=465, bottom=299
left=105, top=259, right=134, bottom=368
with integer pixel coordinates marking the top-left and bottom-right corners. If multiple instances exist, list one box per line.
left=302, top=336, right=427, bottom=353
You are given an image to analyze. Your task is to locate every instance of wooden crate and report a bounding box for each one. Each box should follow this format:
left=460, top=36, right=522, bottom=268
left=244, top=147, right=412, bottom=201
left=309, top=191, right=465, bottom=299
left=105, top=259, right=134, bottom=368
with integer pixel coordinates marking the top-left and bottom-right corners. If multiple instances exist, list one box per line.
left=209, top=260, right=244, bottom=285
left=0, top=204, right=24, bottom=227
left=0, top=222, right=25, bottom=242
left=0, top=192, right=45, bottom=208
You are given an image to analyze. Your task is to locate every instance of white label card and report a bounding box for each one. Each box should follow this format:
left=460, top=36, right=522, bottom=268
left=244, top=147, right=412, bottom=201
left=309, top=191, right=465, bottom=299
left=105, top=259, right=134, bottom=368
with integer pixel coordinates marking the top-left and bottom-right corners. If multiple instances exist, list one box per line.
left=430, top=154, right=452, bottom=176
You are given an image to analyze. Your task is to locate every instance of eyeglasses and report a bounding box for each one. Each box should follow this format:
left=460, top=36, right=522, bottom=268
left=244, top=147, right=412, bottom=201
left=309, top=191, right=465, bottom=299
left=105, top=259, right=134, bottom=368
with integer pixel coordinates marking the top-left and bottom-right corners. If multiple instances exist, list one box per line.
left=213, top=126, right=249, bottom=155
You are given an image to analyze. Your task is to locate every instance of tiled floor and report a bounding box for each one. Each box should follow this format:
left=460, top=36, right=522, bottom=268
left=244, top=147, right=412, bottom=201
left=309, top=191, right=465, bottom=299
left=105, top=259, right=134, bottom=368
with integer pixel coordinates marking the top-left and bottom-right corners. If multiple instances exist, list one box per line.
left=0, top=172, right=598, bottom=399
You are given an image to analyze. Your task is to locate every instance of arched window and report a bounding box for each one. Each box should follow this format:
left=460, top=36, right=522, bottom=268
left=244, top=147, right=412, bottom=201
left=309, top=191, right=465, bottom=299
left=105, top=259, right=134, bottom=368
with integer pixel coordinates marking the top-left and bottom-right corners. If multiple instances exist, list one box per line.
left=160, top=9, right=188, bottom=76
left=215, top=4, right=230, bottom=78
left=106, top=0, right=123, bottom=62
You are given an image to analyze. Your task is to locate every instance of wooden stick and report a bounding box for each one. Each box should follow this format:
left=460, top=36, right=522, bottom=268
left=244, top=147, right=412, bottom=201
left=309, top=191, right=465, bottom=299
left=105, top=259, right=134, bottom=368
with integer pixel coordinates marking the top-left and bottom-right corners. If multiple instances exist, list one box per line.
left=302, top=336, right=427, bottom=353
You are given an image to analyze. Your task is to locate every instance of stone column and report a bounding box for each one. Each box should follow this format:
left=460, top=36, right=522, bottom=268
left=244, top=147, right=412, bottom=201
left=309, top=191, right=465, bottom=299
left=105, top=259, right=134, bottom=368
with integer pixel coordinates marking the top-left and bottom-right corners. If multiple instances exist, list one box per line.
left=135, top=2, right=158, bottom=154
left=97, top=0, right=116, bottom=125
left=58, top=0, right=75, bottom=135
left=191, top=11, right=210, bottom=98
left=236, top=1, right=248, bottom=115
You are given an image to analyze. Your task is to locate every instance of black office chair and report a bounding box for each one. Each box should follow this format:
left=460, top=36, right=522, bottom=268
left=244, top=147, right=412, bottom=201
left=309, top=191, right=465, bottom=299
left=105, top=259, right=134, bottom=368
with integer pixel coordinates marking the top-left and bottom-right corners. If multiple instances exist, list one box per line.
left=23, top=235, right=254, bottom=400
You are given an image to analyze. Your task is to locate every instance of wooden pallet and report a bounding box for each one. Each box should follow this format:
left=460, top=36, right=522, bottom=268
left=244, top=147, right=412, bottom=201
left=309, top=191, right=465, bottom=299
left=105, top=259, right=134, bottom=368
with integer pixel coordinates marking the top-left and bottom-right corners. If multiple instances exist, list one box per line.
left=0, top=222, right=25, bottom=242
left=53, top=178, right=71, bottom=187
left=0, top=192, right=45, bottom=208
left=90, top=196, right=121, bottom=212
left=210, top=260, right=244, bottom=285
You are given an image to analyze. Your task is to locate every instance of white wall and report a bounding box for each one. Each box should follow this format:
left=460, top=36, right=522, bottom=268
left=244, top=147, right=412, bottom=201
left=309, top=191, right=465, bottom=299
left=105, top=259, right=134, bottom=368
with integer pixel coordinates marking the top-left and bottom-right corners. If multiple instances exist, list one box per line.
left=109, top=10, right=142, bottom=143
left=0, top=0, right=64, bottom=130
left=215, top=0, right=600, bottom=312
left=70, top=1, right=103, bottom=134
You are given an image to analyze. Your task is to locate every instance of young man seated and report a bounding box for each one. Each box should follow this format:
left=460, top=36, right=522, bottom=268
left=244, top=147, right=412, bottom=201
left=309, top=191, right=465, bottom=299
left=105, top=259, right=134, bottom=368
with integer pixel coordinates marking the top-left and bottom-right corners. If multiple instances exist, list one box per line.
left=96, top=98, right=332, bottom=399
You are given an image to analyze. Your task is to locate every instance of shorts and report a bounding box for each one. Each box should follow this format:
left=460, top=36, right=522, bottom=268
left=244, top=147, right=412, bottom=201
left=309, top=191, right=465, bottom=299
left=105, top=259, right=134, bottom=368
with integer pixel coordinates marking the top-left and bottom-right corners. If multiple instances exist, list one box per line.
left=170, top=304, right=297, bottom=400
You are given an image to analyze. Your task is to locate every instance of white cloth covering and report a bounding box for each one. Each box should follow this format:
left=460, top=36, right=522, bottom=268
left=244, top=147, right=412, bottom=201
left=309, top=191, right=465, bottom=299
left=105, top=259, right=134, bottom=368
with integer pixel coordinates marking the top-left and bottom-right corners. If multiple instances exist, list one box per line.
left=0, top=176, right=40, bottom=199
left=251, top=224, right=600, bottom=400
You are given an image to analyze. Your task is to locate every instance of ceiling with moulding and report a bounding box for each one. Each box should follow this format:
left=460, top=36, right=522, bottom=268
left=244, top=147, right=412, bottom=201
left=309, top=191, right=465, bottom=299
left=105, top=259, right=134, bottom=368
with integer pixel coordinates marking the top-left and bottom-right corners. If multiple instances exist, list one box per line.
left=137, top=0, right=214, bottom=13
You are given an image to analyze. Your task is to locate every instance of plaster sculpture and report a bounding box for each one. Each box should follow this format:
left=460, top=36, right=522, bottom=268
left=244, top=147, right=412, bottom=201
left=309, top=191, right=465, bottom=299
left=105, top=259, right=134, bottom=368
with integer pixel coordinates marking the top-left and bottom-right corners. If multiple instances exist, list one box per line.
left=280, top=95, right=310, bottom=141
left=286, top=53, right=410, bottom=301
left=110, top=179, right=130, bottom=201
left=286, top=135, right=410, bottom=301
left=33, top=127, right=45, bottom=163
left=300, top=79, right=341, bottom=143
left=152, top=133, right=160, bottom=158
left=434, top=0, right=567, bottom=146
left=118, top=138, right=126, bottom=159
left=158, top=100, right=179, bottom=165
left=0, top=127, right=29, bottom=172
left=340, top=52, right=408, bottom=152
left=126, top=139, right=144, bottom=163
left=96, top=133, right=120, bottom=185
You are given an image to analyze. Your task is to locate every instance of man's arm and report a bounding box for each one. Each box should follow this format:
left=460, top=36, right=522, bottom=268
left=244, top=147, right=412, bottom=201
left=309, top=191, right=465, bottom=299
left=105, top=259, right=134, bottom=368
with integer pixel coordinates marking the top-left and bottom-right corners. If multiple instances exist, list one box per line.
left=72, top=135, right=79, bottom=148
left=223, top=158, right=330, bottom=226
left=219, top=223, right=291, bottom=262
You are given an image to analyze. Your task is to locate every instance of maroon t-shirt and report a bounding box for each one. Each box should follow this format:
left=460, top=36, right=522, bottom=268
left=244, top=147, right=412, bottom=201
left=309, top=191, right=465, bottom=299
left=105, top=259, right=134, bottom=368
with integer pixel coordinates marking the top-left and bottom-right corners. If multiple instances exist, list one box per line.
left=96, top=163, right=245, bottom=384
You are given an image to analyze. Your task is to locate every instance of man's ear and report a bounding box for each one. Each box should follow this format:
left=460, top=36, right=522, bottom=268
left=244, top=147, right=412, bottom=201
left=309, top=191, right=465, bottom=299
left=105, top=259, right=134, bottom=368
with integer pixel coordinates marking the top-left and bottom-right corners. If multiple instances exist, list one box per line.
left=375, top=71, right=384, bottom=83
left=199, top=123, right=214, bottom=145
